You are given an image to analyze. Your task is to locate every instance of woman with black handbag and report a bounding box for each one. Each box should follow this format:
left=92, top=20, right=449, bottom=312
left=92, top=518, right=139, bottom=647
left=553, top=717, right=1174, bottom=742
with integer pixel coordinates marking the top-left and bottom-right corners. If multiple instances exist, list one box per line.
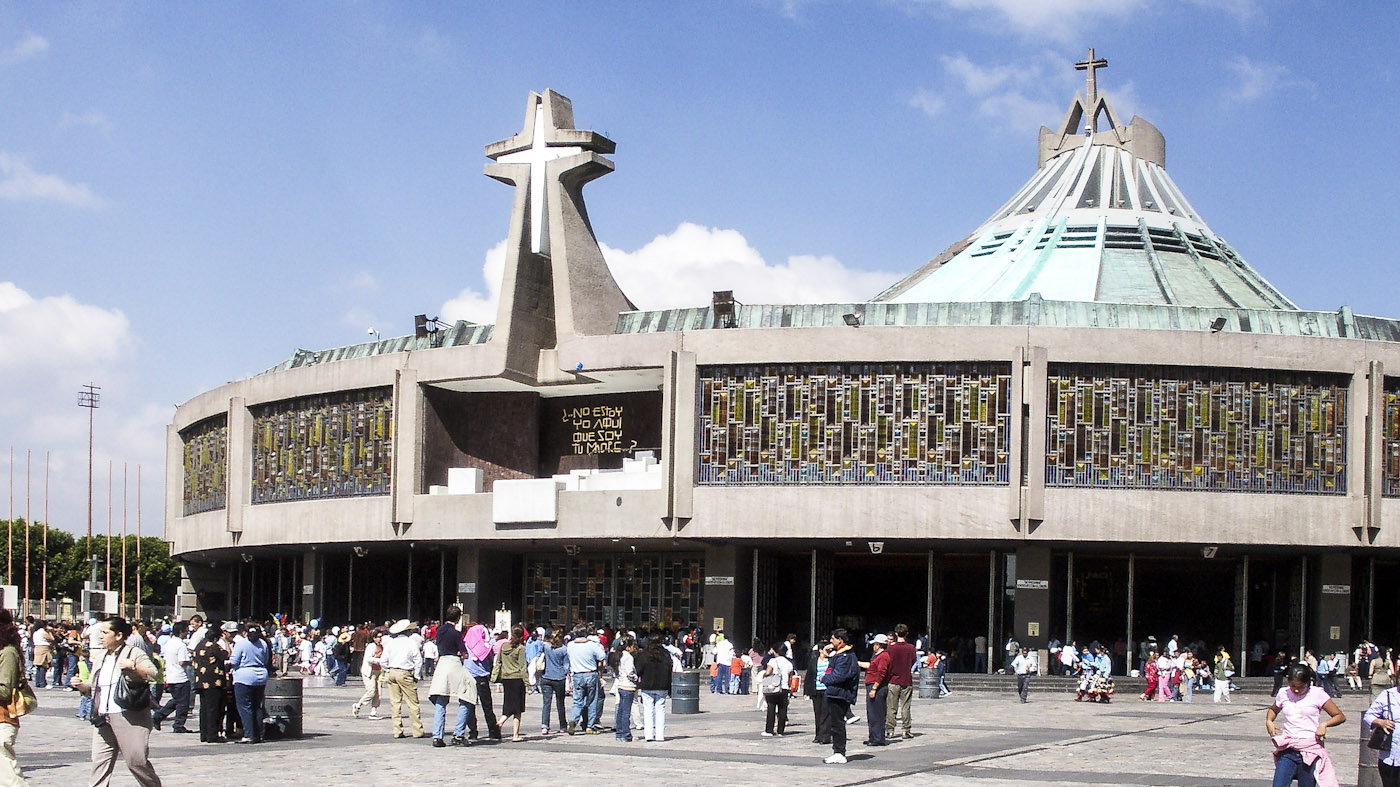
left=71, top=616, right=163, bottom=787
left=1365, top=681, right=1400, bottom=787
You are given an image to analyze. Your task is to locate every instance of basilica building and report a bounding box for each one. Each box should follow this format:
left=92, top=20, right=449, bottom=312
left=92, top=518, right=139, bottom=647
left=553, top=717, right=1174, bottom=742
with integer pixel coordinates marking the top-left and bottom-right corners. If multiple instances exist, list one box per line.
left=168, top=52, right=1400, bottom=668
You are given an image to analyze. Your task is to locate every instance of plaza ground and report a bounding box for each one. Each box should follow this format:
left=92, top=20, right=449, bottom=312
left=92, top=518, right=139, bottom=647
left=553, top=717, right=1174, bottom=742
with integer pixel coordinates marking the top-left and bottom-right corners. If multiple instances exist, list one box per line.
left=11, top=677, right=1373, bottom=785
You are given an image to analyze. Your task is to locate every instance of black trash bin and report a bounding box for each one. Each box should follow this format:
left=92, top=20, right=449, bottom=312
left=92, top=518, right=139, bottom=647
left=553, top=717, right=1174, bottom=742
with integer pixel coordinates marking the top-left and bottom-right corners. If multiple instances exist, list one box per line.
left=263, top=677, right=303, bottom=739
left=671, top=670, right=700, bottom=714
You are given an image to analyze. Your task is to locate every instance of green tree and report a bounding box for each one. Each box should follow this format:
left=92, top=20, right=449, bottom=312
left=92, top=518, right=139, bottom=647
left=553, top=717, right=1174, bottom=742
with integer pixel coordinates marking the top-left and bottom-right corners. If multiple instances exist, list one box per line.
left=0, top=520, right=179, bottom=607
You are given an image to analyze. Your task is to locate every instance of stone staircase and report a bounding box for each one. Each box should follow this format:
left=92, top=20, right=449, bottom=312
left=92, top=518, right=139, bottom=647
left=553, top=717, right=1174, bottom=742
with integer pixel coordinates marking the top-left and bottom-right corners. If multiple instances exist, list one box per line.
left=928, top=673, right=1283, bottom=697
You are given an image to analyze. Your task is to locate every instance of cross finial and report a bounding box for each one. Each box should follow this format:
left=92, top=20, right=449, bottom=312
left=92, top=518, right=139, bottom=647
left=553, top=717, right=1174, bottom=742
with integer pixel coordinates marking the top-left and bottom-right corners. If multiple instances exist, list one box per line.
left=1074, top=47, right=1108, bottom=132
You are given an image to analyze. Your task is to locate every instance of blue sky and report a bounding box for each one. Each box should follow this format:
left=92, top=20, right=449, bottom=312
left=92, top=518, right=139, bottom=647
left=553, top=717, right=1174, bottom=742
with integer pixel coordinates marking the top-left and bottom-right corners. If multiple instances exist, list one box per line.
left=1, top=1, right=1395, bottom=538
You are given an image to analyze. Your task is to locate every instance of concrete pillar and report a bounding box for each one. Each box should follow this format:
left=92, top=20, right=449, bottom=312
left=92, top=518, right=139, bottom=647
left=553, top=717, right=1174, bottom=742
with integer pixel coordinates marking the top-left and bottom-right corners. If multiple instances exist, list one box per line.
left=301, top=551, right=321, bottom=623
left=226, top=397, right=251, bottom=533
left=1311, top=553, right=1352, bottom=653
left=1013, top=545, right=1051, bottom=650
left=702, top=544, right=751, bottom=642
left=455, top=545, right=514, bottom=626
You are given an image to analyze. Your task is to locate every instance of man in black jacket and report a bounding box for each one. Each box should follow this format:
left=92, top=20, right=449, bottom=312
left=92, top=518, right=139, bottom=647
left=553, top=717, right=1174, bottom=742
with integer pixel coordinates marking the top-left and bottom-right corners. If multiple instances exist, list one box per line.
left=821, top=628, right=860, bottom=764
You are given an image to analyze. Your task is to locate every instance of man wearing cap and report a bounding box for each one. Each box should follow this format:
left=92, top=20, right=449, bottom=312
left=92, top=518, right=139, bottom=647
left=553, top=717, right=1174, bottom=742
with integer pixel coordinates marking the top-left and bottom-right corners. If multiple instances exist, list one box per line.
left=382, top=619, right=427, bottom=739
left=860, top=634, right=891, bottom=747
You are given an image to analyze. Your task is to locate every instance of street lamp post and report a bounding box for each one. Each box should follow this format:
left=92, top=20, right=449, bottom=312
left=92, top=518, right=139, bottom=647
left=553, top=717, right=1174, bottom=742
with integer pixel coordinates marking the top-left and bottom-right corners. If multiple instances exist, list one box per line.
left=78, top=384, right=100, bottom=583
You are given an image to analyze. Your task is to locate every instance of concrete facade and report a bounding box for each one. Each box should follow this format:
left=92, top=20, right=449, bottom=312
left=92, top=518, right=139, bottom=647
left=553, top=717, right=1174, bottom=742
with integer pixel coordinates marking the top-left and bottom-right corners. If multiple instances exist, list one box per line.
left=166, top=80, right=1400, bottom=672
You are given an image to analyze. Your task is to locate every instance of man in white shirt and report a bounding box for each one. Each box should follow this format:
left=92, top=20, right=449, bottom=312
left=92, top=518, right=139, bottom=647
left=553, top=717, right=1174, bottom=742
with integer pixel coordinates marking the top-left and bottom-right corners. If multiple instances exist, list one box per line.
left=380, top=619, right=426, bottom=739
left=152, top=621, right=194, bottom=733
left=1011, top=647, right=1035, bottom=703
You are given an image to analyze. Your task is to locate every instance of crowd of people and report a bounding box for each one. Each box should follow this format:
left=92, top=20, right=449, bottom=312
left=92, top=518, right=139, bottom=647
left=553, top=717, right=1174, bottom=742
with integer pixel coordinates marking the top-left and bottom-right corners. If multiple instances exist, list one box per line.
left=6, top=609, right=1400, bottom=783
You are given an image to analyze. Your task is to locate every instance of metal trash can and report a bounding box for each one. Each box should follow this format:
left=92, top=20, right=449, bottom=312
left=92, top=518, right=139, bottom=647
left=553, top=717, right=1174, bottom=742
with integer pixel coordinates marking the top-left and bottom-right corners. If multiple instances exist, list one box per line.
left=919, top=668, right=939, bottom=699
left=671, top=670, right=701, bottom=714
left=263, top=677, right=303, bottom=739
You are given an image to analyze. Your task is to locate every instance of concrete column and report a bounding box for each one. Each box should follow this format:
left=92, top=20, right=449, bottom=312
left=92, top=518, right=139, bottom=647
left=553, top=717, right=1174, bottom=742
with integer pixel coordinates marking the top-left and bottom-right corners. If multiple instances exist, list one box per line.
left=301, top=550, right=321, bottom=623
left=226, top=397, right=252, bottom=533
left=391, top=368, right=421, bottom=526
left=702, top=544, right=751, bottom=642
left=1022, top=346, right=1048, bottom=530
left=454, top=545, right=514, bottom=625
left=1311, top=553, right=1352, bottom=653
left=669, top=351, right=697, bottom=524
left=1013, top=545, right=1051, bottom=649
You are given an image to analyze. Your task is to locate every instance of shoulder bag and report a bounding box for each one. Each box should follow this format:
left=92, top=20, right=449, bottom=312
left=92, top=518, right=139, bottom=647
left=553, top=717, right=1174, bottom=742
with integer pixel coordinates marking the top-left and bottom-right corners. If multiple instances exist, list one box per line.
left=1369, top=690, right=1395, bottom=751
left=3, top=677, right=36, bottom=718
left=112, top=646, right=153, bottom=712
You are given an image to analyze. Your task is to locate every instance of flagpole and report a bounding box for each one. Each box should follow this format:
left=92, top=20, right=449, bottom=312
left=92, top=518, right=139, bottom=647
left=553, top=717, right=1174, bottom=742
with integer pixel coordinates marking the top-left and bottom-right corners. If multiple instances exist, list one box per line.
left=121, top=463, right=128, bottom=615
left=23, top=450, right=30, bottom=617
left=136, top=465, right=142, bottom=620
left=106, top=459, right=112, bottom=590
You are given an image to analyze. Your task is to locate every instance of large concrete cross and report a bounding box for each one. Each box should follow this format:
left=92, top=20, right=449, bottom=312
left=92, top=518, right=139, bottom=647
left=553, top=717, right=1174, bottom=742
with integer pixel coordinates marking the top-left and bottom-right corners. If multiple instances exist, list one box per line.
left=495, top=101, right=582, bottom=256
left=1075, top=47, right=1108, bottom=132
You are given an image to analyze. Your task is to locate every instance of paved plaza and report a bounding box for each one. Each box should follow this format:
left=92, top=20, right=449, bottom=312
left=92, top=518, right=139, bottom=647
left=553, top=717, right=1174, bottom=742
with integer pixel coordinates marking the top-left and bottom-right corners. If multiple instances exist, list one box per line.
left=10, top=679, right=1373, bottom=786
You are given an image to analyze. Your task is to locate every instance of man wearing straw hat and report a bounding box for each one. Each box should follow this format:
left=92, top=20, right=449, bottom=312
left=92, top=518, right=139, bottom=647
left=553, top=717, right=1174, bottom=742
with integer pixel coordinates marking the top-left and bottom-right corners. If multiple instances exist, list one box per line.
left=381, top=619, right=426, bottom=739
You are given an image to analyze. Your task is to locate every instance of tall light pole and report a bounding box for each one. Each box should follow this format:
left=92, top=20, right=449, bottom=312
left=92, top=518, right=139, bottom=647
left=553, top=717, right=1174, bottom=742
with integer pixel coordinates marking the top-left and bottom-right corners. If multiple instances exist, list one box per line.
left=121, top=463, right=127, bottom=614
left=136, top=465, right=142, bottom=620
left=23, top=451, right=29, bottom=615
left=41, top=452, right=48, bottom=614
left=78, top=384, right=100, bottom=582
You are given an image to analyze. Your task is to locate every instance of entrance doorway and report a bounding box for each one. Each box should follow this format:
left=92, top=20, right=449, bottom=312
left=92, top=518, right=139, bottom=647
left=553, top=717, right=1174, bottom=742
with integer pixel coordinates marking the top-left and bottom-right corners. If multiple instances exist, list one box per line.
left=932, top=553, right=990, bottom=672
left=831, top=553, right=926, bottom=657
left=1133, top=555, right=1237, bottom=661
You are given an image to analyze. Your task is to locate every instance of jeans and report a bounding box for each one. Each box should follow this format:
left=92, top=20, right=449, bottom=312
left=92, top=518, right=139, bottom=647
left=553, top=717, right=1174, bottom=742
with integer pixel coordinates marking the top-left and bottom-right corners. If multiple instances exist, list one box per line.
left=614, top=689, right=635, bottom=740
left=1017, top=674, right=1030, bottom=702
left=728, top=671, right=741, bottom=694
left=152, top=682, right=193, bottom=730
left=233, top=682, right=265, bottom=742
left=1182, top=678, right=1193, bottom=703
left=709, top=669, right=721, bottom=693
left=569, top=672, right=599, bottom=729
left=590, top=674, right=606, bottom=729
left=32, top=662, right=45, bottom=689
left=640, top=689, right=667, bottom=741
left=716, top=664, right=730, bottom=694
left=65, top=654, right=79, bottom=685
left=324, top=652, right=338, bottom=679
left=866, top=685, right=887, bottom=744
left=431, top=695, right=471, bottom=739
left=1272, top=749, right=1316, bottom=787
left=334, top=659, right=349, bottom=686
left=540, top=678, right=566, bottom=731
left=975, top=653, right=987, bottom=673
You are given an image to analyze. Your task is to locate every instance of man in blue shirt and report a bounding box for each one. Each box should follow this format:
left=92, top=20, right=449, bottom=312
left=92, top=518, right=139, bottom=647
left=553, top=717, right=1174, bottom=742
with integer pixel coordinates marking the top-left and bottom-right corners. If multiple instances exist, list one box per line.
left=566, top=627, right=606, bottom=734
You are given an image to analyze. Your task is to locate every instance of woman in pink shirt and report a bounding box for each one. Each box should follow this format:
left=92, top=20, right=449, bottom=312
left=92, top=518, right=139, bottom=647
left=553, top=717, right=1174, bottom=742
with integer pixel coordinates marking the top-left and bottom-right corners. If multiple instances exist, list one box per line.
left=1265, top=663, right=1345, bottom=787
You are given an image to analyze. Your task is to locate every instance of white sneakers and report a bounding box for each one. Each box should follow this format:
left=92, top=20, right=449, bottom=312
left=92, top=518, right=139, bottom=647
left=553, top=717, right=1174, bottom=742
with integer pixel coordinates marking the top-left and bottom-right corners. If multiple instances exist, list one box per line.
left=824, top=753, right=847, bottom=764
left=352, top=702, right=361, bottom=718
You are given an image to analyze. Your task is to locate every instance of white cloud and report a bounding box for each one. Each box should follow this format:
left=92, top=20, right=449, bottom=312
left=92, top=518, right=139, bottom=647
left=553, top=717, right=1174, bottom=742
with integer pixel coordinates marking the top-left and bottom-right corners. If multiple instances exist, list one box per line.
left=349, top=271, right=378, bottom=290
left=0, top=152, right=102, bottom=208
left=0, top=283, right=164, bottom=536
left=440, top=224, right=897, bottom=324
left=977, top=91, right=1060, bottom=132
left=1224, top=56, right=1315, bottom=103
left=58, top=110, right=114, bottom=135
left=907, top=89, right=946, bottom=119
left=439, top=240, right=508, bottom=324
left=0, top=32, right=48, bottom=65
left=0, top=282, right=131, bottom=371
left=905, top=0, right=1144, bottom=40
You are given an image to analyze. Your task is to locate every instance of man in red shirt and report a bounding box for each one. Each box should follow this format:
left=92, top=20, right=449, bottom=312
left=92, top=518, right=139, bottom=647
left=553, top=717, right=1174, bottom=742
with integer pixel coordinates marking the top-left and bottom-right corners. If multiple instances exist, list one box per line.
left=860, top=634, right=892, bottom=746
left=883, top=624, right=917, bottom=740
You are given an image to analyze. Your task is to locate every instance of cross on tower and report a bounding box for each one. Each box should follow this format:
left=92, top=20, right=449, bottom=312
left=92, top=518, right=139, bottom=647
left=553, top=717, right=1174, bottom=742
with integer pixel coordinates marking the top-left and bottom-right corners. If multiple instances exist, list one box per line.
left=1075, top=47, right=1108, bottom=133
left=495, top=99, right=583, bottom=256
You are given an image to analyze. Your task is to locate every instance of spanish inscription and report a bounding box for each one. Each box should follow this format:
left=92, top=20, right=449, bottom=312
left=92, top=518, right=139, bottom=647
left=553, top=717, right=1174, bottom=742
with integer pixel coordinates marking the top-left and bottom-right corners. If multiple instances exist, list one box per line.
left=562, top=404, right=638, bottom=456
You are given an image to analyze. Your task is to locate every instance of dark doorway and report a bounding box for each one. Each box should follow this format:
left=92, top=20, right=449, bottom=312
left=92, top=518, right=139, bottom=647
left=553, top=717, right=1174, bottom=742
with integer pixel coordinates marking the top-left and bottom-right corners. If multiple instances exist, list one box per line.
left=933, top=553, right=990, bottom=672
left=1247, top=556, right=1300, bottom=675
left=832, top=553, right=926, bottom=658
left=1069, top=554, right=1128, bottom=669
left=1134, top=555, right=1236, bottom=661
